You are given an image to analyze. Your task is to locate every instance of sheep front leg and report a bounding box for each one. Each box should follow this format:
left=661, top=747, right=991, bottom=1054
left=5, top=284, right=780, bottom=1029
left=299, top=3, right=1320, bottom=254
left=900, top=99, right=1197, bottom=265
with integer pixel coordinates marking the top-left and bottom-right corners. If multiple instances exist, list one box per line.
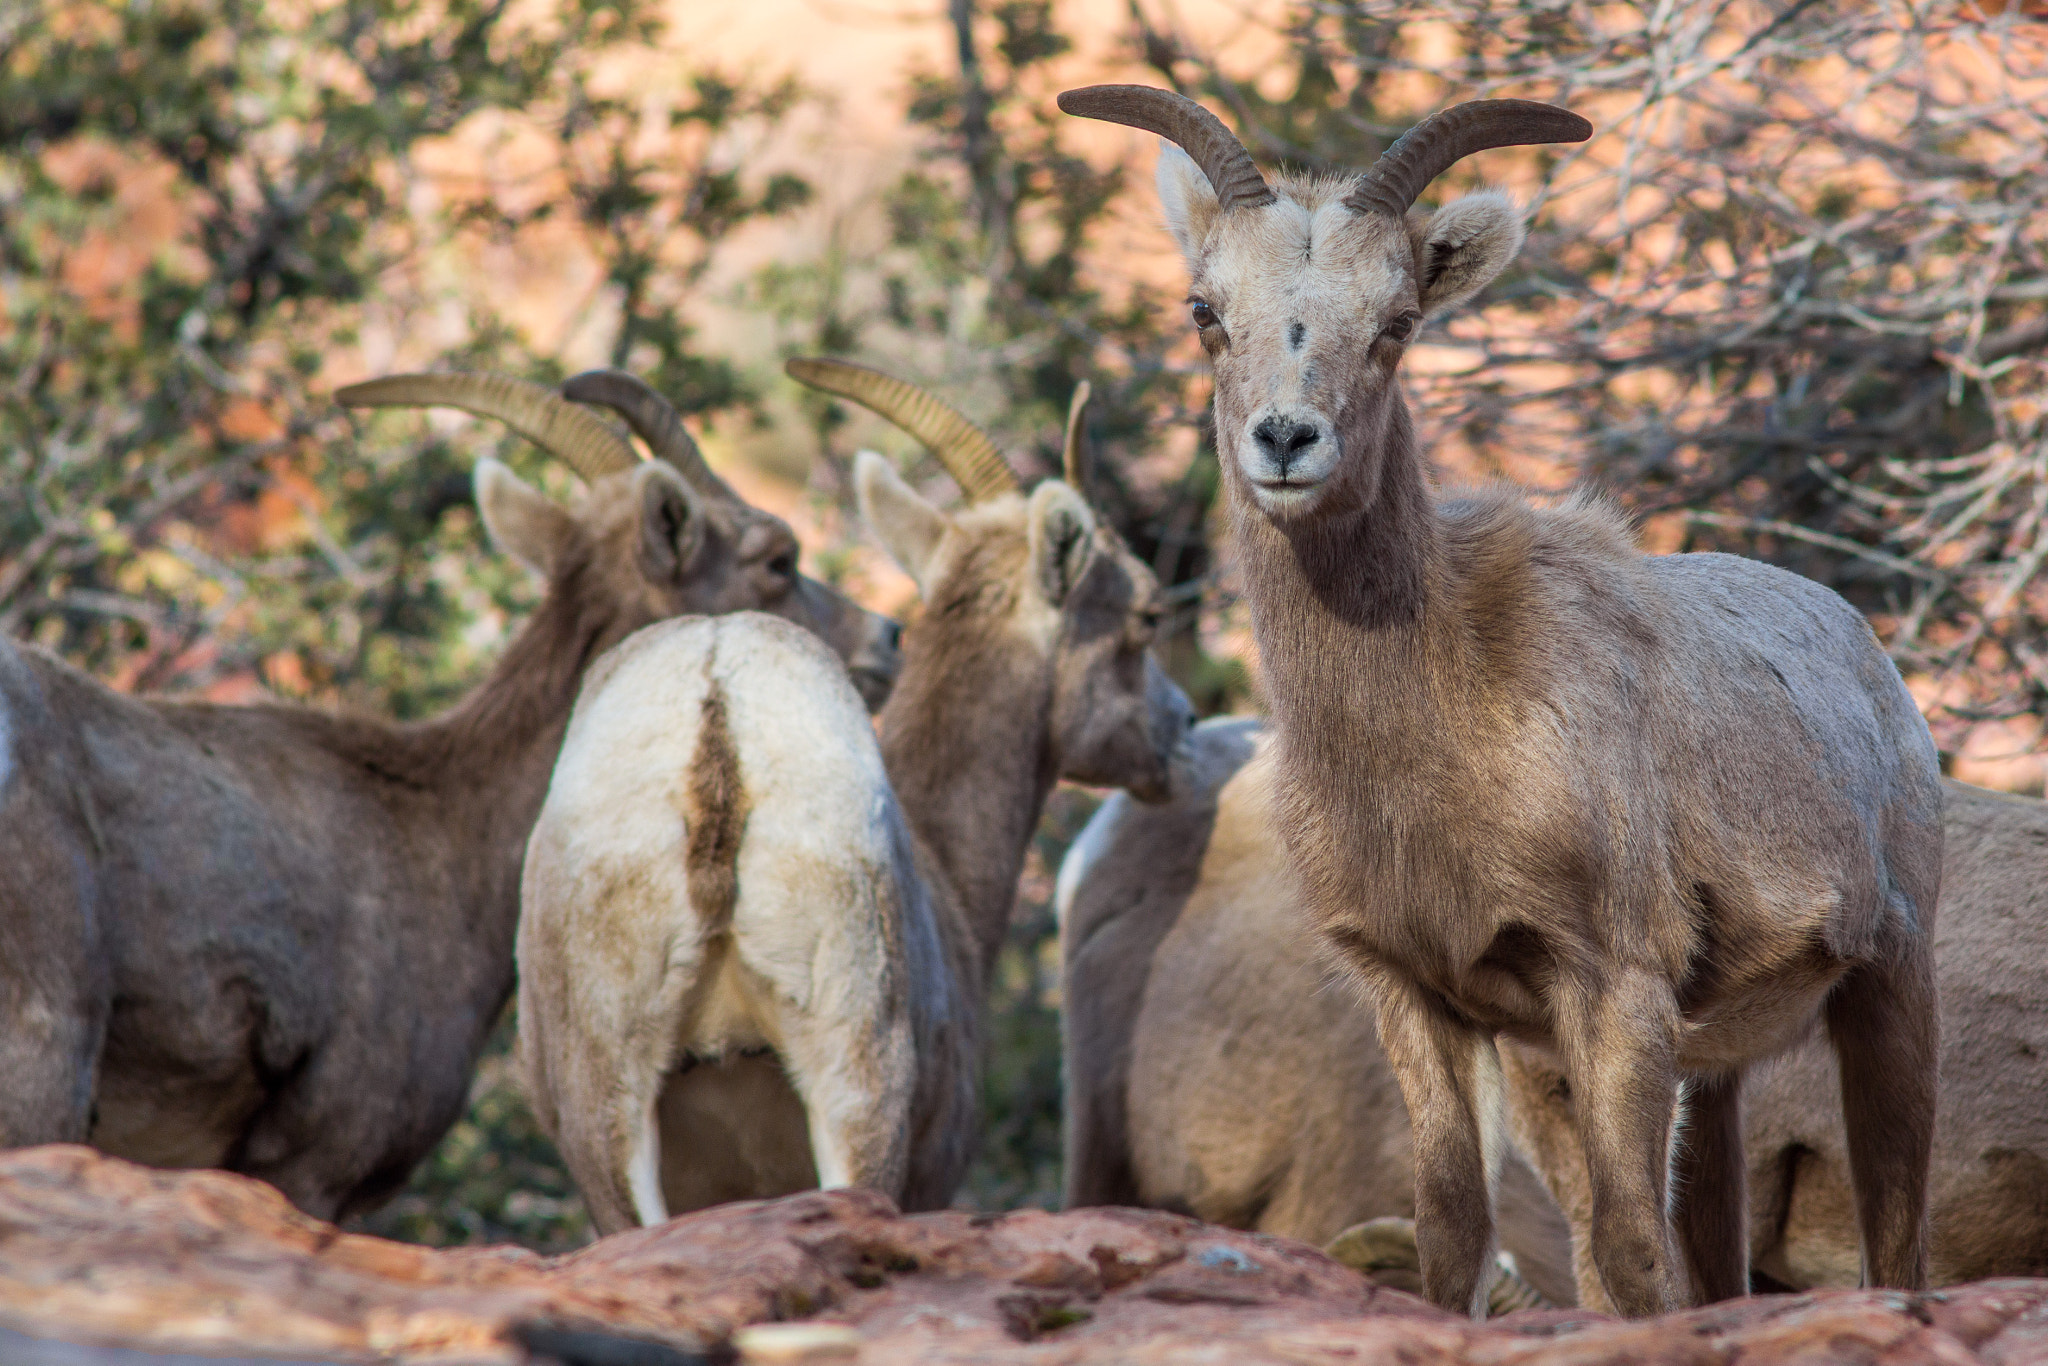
left=1366, top=968, right=1504, bottom=1318
left=1555, top=969, right=1687, bottom=1317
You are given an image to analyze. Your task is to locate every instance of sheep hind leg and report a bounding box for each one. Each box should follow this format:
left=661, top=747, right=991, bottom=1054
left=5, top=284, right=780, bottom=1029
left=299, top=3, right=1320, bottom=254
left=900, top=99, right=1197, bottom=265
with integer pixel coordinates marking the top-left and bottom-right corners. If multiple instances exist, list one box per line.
left=772, top=1006, right=916, bottom=1206
left=1671, top=1070, right=1747, bottom=1303
left=1826, top=947, right=1937, bottom=1290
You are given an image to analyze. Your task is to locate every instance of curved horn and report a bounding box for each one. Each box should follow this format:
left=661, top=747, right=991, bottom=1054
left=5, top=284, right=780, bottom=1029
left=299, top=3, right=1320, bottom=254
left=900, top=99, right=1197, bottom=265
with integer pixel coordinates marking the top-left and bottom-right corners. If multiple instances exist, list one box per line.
left=785, top=358, right=1019, bottom=503
left=1062, top=380, right=1092, bottom=493
left=560, top=369, right=735, bottom=500
left=1343, top=100, right=1592, bottom=219
left=335, top=373, right=636, bottom=481
left=1057, top=85, right=1274, bottom=213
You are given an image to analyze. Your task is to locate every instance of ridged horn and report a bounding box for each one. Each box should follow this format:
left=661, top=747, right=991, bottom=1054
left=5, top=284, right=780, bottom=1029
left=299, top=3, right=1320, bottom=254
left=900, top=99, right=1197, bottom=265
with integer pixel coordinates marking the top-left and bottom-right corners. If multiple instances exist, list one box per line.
left=1057, top=85, right=1274, bottom=213
left=1062, top=380, right=1092, bottom=492
left=335, top=373, right=636, bottom=481
left=785, top=358, right=1019, bottom=503
left=1344, top=100, right=1592, bottom=219
left=560, top=370, right=735, bottom=500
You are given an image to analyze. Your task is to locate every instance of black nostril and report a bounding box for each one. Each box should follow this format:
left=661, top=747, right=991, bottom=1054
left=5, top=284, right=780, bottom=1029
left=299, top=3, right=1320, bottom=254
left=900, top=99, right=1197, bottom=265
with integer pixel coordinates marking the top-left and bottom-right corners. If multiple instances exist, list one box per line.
left=1252, top=417, right=1321, bottom=474
left=883, top=620, right=902, bottom=650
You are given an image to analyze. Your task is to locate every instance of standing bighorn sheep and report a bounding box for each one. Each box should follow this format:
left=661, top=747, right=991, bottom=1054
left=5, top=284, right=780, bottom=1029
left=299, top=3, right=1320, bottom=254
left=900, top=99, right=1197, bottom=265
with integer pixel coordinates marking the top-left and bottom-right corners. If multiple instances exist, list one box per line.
left=1063, top=724, right=2048, bottom=1306
left=1059, top=86, right=1944, bottom=1317
left=516, top=360, right=1192, bottom=1233
left=0, top=370, right=896, bottom=1220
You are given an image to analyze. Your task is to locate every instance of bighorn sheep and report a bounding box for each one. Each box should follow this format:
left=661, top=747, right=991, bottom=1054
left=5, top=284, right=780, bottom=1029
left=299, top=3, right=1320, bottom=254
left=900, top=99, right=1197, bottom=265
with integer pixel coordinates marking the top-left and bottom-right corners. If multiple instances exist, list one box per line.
left=1059, top=85, right=1944, bottom=1317
left=516, top=360, right=1192, bottom=1233
left=1063, top=728, right=2048, bottom=1306
left=0, top=370, right=896, bottom=1220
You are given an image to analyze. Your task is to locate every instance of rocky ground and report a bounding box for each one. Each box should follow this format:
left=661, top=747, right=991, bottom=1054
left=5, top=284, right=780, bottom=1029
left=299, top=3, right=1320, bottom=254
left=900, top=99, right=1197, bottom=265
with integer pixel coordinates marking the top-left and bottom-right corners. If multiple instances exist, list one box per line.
left=5, top=1146, right=2048, bottom=1365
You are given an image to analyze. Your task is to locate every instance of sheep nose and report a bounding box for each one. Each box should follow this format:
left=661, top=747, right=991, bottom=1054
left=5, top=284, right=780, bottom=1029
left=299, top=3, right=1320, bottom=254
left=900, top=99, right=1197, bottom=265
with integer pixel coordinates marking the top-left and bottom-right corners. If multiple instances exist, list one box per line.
left=1252, top=417, right=1321, bottom=476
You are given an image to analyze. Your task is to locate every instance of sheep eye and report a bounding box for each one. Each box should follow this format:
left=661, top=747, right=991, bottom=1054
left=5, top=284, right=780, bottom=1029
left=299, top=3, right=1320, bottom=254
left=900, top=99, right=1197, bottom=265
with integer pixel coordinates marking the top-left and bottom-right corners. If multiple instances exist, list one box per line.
left=1190, top=300, right=1217, bottom=330
left=767, top=551, right=797, bottom=580
left=1382, top=312, right=1418, bottom=343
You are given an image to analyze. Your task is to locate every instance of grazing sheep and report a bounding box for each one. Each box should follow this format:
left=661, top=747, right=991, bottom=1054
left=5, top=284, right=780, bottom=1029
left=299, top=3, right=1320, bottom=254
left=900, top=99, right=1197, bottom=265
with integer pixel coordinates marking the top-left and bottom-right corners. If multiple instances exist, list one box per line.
left=0, top=372, right=896, bottom=1220
left=516, top=360, right=1192, bottom=1232
left=1059, top=85, right=1942, bottom=1316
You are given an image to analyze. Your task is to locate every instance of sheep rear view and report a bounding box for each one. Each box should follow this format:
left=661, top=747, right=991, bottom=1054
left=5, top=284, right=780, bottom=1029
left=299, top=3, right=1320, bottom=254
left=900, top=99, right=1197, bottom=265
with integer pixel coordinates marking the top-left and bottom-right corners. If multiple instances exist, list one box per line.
left=518, top=360, right=1192, bottom=1232
left=520, top=613, right=926, bottom=1229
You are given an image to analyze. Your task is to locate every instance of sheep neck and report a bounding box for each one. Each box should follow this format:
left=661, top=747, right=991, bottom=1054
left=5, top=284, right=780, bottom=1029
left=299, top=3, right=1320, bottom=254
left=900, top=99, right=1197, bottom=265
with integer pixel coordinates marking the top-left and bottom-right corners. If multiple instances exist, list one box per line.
left=1228, top=393, right=1471, bottom=773
left=878, top=631, right=1056, bottom=995
left=317, top=558, right=622, bottom=971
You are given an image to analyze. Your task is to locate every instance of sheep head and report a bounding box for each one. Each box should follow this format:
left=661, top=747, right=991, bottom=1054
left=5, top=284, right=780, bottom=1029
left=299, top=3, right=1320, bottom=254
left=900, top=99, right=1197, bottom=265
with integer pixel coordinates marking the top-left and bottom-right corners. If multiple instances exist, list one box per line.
left=787, top=358, right=1192, bottom=803
left=336, top=371, right=900, bottom=708
left=1058, top=87, right=1588, bottom=524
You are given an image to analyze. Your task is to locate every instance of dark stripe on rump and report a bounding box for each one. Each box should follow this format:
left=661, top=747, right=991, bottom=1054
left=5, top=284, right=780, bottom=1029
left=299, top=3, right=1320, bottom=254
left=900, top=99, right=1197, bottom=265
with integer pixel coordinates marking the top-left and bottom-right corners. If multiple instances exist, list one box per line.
left=684, top=679, right=749, bottom=931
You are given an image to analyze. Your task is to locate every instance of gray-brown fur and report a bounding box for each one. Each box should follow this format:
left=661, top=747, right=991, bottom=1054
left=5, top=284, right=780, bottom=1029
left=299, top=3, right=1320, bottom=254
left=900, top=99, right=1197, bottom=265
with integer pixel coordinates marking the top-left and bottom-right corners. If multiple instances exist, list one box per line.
left=1507, top=776, right=2048, bottom=1306
left=681, top=681, right=748, bottom=935
left=1074, top=88, right=1946, bottom=1316
left=0, top=388, right=898, bottom=1220
left=1063, top=729, right=2048, bottom=1310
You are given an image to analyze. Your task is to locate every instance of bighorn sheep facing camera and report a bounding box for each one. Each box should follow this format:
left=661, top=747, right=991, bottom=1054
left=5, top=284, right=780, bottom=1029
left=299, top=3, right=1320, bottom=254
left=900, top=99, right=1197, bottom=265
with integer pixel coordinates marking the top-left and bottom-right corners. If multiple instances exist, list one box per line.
left=1059, top=85, right=1943, bottom=1317
left=1063, top=722, right=2048, bottom=1308
left=0, top=371, right=896, bottom=1220
left=516, top=361, right=1191, bottom=1232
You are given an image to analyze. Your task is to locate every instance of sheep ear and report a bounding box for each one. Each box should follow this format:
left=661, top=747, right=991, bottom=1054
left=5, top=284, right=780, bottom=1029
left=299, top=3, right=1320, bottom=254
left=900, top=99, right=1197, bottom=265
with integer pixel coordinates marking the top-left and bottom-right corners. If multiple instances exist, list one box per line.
left=1157, top=143, right=1219, bottom=268
left=1410, top=191, right=1525, bottom=317
left=476, top=458, right=576, bottom=578
left=855, top=451, right=951, bottom=595
left=1028, top=479, right=1098, bottom=608
left=633, top=461, right=707, bottom=585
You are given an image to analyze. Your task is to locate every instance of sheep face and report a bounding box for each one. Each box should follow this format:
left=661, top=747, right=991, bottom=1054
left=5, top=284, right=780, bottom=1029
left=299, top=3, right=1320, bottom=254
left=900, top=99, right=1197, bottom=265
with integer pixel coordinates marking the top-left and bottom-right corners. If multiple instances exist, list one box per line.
left=1158, top=150, right=1524, bottom=525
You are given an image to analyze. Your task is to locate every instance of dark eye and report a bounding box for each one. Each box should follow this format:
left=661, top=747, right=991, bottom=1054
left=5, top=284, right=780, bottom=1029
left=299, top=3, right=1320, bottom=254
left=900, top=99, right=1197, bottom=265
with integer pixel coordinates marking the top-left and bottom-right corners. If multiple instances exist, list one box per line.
left=767, top=551, right=797, bottom=580
left=1382, top=312, right=1418, bottom=343
left=1190, top=300, right=1217, bottom=330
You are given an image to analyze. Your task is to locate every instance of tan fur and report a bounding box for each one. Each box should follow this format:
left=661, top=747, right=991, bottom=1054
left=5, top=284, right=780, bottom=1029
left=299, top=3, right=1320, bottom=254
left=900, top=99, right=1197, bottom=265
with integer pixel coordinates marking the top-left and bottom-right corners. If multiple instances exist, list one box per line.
left=0, top=440, right=897, bottom=1221
left=517, top=460, right=1193, bottom=1233
left=1067, top=736, right=2048, bottom=1309
left=1148, top=143, right=1942, bottom=1317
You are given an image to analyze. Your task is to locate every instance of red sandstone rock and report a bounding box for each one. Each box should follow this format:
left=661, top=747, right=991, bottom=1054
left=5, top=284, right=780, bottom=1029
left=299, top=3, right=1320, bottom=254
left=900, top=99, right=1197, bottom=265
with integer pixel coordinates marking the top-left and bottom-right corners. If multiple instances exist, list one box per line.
left=2, top=1146, right=2046, bottom=1364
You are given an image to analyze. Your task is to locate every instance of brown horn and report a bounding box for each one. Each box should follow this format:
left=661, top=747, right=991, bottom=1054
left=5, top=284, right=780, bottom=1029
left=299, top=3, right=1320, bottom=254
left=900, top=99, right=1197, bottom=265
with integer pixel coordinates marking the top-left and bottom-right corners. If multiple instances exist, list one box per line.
left=1062, top=380, right=1092, bottom=493
left=335, top=373, right=636, bottom=482
left=785, top=358, right=1020, bottom=503
left=1343, top=100, right=1592, bottom=219
left=1056, top=85, right=1274, bottom=213
left=560, top=369, right=736, bottom=500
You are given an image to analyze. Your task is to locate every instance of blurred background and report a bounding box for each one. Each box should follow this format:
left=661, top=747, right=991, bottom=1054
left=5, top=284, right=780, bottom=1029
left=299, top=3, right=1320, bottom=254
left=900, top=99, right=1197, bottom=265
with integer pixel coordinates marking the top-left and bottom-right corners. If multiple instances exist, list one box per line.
left=7, top=0, right=2046, bottom=1249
